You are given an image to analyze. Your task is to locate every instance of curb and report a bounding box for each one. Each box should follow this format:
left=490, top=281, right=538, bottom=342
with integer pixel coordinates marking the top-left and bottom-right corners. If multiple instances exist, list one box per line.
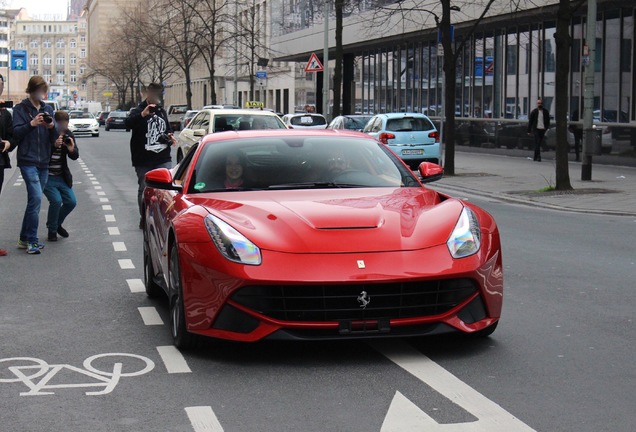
left=431, top=183, right=636, bottom=217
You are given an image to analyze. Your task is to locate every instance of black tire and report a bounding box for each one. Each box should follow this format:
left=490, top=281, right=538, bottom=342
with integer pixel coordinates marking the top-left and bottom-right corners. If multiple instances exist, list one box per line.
left=105, top=126, right=110, bottom=131
left=471, top=321, right=498, bottom=338
left=169, top=244, right=197, bottom=350
left=93, top=133, right=99, bottom=138
left=143, top=235, right=163, bottom=298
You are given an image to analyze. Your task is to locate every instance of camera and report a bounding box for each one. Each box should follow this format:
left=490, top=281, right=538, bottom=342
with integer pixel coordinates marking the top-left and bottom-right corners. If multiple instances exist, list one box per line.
left=63, top=134, right=73, bottom=145
left=156, top=133, right=172, bottom=145
left=40, top=111, right=53, bottom=124
left=148, top=104, right=160, bottom=113
left=0, top=101, right=13, bottom=109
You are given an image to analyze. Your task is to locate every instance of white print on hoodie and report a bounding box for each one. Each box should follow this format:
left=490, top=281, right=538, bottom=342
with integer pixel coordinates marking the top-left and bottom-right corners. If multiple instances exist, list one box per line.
left=145, top=114, right=168, bottom=153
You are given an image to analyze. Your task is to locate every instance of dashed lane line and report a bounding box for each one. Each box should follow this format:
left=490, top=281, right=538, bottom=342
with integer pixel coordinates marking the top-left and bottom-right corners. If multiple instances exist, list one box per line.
left=126, top=279, right=145, bottom=293
left=118, top=259, right=135, bottom=269
left=103, top=205, right=113, bottom=211
left=113, top=242, right=126, bottom=252
left=185, top=406, right=224, bottom=432
left=105, top=214, right=116, bottom=222
left=99, top=198, right=109, bottom=203
left=156, top=346, right=192, bottom=374
left=108, top=227, right=120, bottom=235
left=96, top=191, right=106, bottom=196
left=138, top=307, right=164, bottom=325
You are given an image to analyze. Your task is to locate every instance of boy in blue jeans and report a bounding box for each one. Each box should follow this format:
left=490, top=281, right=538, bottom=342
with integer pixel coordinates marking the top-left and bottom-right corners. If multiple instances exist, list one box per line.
left=44, top=110, right=78, bottom=241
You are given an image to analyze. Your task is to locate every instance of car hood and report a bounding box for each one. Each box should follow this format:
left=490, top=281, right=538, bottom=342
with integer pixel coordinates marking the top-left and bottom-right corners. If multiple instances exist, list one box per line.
left=69, top=118, right=96, bottom=124
left=189, top=188, right=464, bottom=253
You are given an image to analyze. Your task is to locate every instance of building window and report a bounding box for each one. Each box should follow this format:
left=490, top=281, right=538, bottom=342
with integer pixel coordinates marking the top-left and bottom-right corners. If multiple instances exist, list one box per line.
left=43, top=54, right=52, bottom=65
left=81, top=83, right=86, bottom=90
left=30, top=54, right=38, bottom=66
left=43, top=38, right=51, bottom=48
left=80, top=35, right=86, bottom=43
left=30, top=40, right=38, bottom=48
left=17, top=40, right=24, bottom=49
left=31, top=69, right=38, bottom=76
left=0, top=61, right=7, bottom=68
left=56, top=72, right=65, bottom=84
left=80, top=65, right=86, bottom=74
left=81, top=21, right=87, bottom=29
left=56, top=38, right=64, bottom=48
left=70, top=54, right=76, bottom=65
left=56, top=54, right=65, bottom=66
left=70, top=39, right=76, bottom=48
left=43, top=70, right=51, bottom=82
left=70, top=71, right=77, bottom=82
left=80, top=49, right=86, bottom=58
left=0, top=34, right=7, bottom=41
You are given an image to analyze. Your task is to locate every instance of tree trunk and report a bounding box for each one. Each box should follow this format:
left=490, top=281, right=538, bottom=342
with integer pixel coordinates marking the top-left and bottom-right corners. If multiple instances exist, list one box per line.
left=332, top=0, right=344, bottom=117
left=184, top=67, right=193, bottom=110
left=210, top=56, right=217, bottom=105
left=554, top=0, right=573, bottom=190
left=440, top=1, right=457, bottom=175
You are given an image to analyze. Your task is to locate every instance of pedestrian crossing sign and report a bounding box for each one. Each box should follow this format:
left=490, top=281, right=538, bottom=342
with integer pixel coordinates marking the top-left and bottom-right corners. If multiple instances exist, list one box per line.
left=305, top=53, right=324, bottom=73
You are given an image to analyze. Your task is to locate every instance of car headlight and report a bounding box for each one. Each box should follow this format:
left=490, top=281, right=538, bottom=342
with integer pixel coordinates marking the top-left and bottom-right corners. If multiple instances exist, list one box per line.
left=447, top=207, right=481, bottom=259
left=204, top=214, right=261, bottom=265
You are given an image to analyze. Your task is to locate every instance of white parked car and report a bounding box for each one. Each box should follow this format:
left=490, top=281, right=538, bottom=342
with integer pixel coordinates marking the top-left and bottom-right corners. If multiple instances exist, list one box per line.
left=175, top=109, right=288, bottom=162
left=281, top=113, right=328, bottom=129
left=67, top=111, right=100, bottom=137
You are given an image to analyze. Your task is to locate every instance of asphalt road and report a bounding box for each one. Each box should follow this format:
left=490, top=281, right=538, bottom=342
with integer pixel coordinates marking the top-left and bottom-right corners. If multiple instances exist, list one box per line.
left=0, top=129, right=634, bottom=432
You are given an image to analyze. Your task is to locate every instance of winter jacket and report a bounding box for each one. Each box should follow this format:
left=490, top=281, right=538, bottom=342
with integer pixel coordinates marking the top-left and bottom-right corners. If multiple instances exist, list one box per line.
left=49, top=130, right=79, bottom=188
left=12, top=98, right=58, bottom=168
left=125, top=100, right=173, bottom=167
left=527, top=108, right=551, bottom=133
left=0, top=108, right=17, bottom=169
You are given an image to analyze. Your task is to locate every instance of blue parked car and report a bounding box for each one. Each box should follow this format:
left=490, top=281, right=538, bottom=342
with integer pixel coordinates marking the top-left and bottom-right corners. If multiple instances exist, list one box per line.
left=363, top=113, right=440, bottom=167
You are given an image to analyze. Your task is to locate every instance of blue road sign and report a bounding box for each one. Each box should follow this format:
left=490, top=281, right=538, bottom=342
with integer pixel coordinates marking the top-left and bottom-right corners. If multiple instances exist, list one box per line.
left=255, top=71, right=267, bottom=79
left=11, top=50, right=27, bottom=71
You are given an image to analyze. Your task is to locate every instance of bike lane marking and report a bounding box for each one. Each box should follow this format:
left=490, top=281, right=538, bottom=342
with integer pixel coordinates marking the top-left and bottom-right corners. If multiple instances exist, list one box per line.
left=118, top=259, right=135, bottom=269
left=156, top=346, right=192, bottom=374
left=113, top=241, right=127, bottom=251
left=138, top=307, right=163, bottom=326
left=185, top=406, right=224, bottom=432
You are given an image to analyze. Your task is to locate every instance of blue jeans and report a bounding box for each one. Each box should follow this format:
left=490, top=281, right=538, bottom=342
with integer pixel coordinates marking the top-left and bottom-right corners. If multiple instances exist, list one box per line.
left=20, top=166, right=49, bottom=244
left=44, top=175, right=77, bottom=233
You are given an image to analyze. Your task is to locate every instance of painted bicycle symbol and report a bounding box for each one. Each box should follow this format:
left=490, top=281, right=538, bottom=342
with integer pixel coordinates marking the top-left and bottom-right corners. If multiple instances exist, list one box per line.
left=0, top=353, right=155, bottom=396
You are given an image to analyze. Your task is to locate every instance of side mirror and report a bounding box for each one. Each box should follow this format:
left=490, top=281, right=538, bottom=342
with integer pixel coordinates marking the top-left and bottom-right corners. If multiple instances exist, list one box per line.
left=418, top=162, right=444, bottom=183
left=145, top=168, right=182, bottom=191
left=193, top=128, right=207, bottom=137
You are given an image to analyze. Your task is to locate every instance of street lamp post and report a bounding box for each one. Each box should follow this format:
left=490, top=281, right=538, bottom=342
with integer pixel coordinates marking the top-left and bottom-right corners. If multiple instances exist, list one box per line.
left=582, top=0, right=596, bottom=181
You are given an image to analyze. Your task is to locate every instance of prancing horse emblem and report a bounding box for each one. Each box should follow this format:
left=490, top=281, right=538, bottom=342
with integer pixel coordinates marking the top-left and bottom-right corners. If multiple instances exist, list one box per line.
left=357, top=291, right=371, bottom=309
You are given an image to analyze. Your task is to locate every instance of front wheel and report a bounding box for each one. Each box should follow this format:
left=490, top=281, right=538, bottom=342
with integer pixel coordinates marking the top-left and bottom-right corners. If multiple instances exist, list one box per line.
left=105, top=126, right=110, bottom=131
left=169, top=244, right=197, bottom=350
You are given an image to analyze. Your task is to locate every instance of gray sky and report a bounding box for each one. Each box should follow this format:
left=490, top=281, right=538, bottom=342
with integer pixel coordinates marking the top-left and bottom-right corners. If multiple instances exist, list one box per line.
left=8, top=0, right=69, bottom=19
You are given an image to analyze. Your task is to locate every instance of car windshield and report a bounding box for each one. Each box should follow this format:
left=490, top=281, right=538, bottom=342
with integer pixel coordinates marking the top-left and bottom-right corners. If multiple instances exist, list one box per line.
left=110, top=112, right=127, bottom=118
left=189, top=136, right=420, bottom=193
left=213, top=114, right=286, bottom=132
left=170, top=106, right=188, bottom=114
left=346, top=116, right=372, bottom=130
left=290, top=115, right=327, bottom=126
left=386, top=117, right=434, bottom=132
left=69, top=112, right=94, bottom=119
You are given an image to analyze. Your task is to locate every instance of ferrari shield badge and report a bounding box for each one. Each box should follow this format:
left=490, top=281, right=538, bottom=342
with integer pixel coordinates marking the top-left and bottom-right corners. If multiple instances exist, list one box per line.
left=357, top=260, right=365, bottom=269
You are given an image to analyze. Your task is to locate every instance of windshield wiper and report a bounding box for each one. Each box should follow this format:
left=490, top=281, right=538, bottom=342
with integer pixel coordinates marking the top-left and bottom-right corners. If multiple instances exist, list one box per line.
left=267, top=182, right=366, bottom=190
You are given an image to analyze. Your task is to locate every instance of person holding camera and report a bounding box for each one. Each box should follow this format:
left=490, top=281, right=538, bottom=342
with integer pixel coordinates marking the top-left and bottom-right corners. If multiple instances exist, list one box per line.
left=12, top=75, right=58, bottom=254
left=125, top=82, right=176, bottom=229
left=43, top=111, right=78, bottom=242
left=0, top=95, right=17, bottom=257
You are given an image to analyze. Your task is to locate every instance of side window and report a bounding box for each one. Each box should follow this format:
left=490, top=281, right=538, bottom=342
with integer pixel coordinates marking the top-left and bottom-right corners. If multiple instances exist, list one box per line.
left=174, top=143, right=199, bottom=187
left=199, top=114, right=211, bottom=131
left=189, top=112, right=205, bottom=130
left=362, top=117, right=377, bottom=133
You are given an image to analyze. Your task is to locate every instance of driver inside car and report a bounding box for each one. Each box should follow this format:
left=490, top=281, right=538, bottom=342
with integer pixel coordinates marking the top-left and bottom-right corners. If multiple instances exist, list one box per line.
left=326, top=150, right=350, bottom=179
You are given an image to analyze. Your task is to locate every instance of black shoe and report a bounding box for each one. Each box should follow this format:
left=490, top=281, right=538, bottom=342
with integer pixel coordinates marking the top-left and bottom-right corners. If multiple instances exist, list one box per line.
left=48, top=232, right=58, bottom=242
left=139, top=218, right=144, bottom=230
left=57, top=226, right=69, bottom=238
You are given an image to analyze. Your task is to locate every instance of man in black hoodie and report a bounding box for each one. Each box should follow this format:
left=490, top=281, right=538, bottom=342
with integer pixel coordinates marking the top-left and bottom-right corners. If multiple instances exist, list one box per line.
left=125, top=82, right=176, bottom=229
left=0, top=93, right=17, bottom=257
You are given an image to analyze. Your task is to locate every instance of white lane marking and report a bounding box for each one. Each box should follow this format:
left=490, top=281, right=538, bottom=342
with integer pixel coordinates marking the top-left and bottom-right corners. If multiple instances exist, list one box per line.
left=92, top=181, right=100, bottom=185
left=85, top=171, right=92, bottom=174
left=126, top=279, right=145, bottom=293
left=108, top=227, right=120, bottom=235
left=94, top=186, right=103, bottom=190
left=99, top=198, right=109, bottom=203
left=118, top=259, right=135, bottom=269
left=105, top=214, right=116, bottom=222
left=156, top=346, right=191, bottom=374
left=113, top=242, right=127, bottom=252
left=185, top=406, right=225, bottom=432
left=96, top=191, right=106, bottom=196
left=137, top=307, right=164, bottom=325
left=372, top=341, right=535, bottom=431
left=103, top=205, right=112, bottom=211
left=13, top=183, right=21, bottom=187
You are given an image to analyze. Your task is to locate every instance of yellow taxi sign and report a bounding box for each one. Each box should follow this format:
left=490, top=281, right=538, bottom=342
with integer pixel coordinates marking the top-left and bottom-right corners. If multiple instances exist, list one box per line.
left=245, top=101, right=264, bottom=109
left=102, top=91, right=113, bottom=97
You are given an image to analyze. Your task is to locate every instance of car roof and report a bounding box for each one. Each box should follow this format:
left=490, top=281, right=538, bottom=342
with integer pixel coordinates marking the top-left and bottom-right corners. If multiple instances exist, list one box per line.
left=379, top=112, right=431, bottom=119
left=199, top=109, right=280, bottom=116
left=285, top=113, right=326, bottom=117
left=199, top=129, right=370, bottom=146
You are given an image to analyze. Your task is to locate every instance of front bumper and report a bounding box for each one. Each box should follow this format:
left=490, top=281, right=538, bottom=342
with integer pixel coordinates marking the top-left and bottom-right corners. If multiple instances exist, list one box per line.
left=177, top=237, right=503, bottom=342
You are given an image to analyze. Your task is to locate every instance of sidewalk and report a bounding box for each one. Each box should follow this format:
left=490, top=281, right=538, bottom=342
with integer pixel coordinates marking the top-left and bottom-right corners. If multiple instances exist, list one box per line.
left=431, top=151, right=636, bottom=216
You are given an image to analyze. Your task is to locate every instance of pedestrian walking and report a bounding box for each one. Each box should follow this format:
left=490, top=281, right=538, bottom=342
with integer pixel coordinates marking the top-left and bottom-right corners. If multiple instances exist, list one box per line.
left=569, top=108, right=582, bottom=162
left=124, top=82, right=176, bottom=229
left=527, top=98, right=550, bottom=162
left=0, top=96, right=17, bottom=257
left=13, top=75, right=58, bottom=254
left=43, top=111, right=78, bottom=242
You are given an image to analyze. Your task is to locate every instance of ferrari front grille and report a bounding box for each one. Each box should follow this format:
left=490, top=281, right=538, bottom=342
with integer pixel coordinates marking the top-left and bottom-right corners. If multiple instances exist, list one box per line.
left=232, top=278, right=478, bottom=322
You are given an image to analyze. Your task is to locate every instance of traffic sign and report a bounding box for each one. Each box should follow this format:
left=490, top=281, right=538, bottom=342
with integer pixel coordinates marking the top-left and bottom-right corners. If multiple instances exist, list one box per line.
left=102, top=91, right=113, bottom=97
left=255, top=71, right=267, bottom=79
left=305, top=53, right=324, bottom=73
